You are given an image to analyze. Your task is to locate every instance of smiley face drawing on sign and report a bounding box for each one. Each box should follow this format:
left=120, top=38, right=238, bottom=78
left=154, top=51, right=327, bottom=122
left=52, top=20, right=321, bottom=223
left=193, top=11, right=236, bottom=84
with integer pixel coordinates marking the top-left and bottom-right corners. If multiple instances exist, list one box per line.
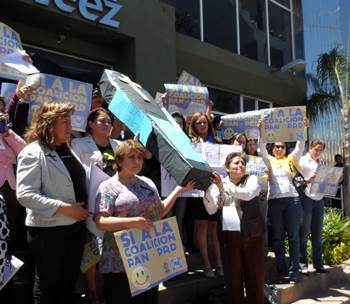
left=131, top=266, right=151, bottom=290
left=265, top=131, right=276, bottom=142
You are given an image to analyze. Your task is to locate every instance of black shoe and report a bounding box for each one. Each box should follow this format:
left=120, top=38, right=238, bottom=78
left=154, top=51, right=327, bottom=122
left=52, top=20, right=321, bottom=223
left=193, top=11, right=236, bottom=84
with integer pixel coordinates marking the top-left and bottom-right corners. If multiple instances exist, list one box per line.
left=275, top=276, right=290, bottom=284
left=315, top=268, right=329, bottom=274
left=289, top=274, right=300, bottom=283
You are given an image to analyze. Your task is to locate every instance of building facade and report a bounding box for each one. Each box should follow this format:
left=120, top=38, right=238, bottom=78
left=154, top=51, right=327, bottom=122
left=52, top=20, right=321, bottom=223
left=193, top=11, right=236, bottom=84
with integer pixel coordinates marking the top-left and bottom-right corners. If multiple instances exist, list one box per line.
left=0, top=0, right=306, bottom=114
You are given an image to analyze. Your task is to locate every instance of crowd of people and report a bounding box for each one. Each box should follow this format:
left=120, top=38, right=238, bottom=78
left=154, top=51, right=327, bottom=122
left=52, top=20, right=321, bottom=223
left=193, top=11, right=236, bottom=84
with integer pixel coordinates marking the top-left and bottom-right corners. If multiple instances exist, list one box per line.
left=0, top=75, right=341, bottom=304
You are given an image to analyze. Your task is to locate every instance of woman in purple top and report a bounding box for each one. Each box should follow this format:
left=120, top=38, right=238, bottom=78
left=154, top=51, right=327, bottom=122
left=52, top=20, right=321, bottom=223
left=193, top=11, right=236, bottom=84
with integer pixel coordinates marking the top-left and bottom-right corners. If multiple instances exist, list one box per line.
left=94, top=140, right=193, bottom=304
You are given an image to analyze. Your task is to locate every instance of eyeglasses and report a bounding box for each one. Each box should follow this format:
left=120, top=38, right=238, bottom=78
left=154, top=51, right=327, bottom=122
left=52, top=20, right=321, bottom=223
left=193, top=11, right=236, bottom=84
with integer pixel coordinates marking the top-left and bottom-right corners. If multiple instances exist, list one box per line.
left=274, top=145, right=286, bottom=149
left=195, top=121, right=208, bottom=125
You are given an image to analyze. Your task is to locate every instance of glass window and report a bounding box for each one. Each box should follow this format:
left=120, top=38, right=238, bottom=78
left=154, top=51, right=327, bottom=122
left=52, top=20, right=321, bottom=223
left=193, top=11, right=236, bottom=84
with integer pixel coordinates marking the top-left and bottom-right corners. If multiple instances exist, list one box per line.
left=209, top=87, right=240, bottom=114
left=239, top=0, right=268, bottom=63
left=163, top=0, right=201, bottom=40
left=258, top=100, right=272, bottom=109
left=203, top=0, right=237, bottom=52
left=293, top=0, right=304, bottom=59
left=243, top=96, right=256, bottom=111
left=268, top=2, right=293, bottom=68
left=272, top=0, right=290, bottom=8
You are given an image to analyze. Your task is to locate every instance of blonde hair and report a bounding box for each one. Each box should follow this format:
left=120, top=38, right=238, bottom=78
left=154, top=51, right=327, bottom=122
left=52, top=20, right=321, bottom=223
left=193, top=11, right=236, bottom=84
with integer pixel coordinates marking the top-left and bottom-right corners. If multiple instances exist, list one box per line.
left=114, top=139, right=147, bottom=172
left=25, top=102, right=75, bottom=149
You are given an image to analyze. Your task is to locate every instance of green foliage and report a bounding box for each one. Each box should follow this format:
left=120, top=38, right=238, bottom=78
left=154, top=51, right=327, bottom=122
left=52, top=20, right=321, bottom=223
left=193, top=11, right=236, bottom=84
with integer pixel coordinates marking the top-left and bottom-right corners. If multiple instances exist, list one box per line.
left=321, top=208, right=350, bottom=265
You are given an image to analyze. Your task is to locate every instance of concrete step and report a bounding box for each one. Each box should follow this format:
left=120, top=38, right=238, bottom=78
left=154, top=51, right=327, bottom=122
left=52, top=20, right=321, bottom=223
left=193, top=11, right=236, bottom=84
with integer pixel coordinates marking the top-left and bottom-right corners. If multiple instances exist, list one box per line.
left=273, top=259, right=350, bottom=304
left=291, top=281, right=350, bottom=303
left=159, top=253, right=350, bottom=304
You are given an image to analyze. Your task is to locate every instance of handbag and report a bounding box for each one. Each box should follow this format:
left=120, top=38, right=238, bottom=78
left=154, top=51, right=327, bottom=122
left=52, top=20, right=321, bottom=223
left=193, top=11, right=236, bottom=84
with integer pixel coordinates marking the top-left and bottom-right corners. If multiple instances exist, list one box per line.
left=290, top=163, right=307, bottom=197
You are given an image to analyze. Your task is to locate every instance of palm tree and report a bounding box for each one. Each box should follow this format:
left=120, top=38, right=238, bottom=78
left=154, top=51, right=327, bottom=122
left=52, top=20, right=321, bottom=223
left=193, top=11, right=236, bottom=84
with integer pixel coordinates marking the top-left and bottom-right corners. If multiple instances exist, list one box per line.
left=307, top=47, right=350, bottom=215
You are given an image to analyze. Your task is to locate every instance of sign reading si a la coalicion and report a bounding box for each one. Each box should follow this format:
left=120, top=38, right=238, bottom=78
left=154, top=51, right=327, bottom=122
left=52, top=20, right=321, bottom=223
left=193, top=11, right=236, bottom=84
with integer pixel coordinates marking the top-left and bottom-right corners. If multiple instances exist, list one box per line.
left=33, top=0, right=122, bottom=29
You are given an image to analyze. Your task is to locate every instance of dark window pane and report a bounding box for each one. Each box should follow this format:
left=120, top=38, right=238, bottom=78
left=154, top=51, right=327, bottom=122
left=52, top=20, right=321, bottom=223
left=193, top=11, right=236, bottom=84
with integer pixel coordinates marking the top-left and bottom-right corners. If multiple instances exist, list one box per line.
left=268, top=2, right=293, bottom=68
left=273, top=0, right=290, bottom=8
left=203, top=0, right=237, bottom=52
left=163, top=0, right=200, bottom=39
left=243, top=97, right=256, bottom=111
left=209, top=87, right=240, bottom=114
left=258, top=100, right=271, bottom=109
left=239, top=0, right=268, bottom=63
left=293, top=0, right=304, bottom=59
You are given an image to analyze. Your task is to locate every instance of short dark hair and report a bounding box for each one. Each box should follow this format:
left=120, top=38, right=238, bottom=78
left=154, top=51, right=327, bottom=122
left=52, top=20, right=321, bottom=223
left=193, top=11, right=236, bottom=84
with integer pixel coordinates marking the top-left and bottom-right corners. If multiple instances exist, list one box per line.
left=85, top=107, right=112, bottom=134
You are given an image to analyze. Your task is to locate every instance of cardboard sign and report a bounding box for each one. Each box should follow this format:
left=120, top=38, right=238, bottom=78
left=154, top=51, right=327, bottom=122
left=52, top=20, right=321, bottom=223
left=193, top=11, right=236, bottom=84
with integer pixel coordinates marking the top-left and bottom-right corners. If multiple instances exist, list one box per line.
left=0, top=82, right=16, bottom=105
left=80, top=230, right=103, bottom=272
left=160, top=143, right=240, bottom=197
left=310, top=166, right=343, bottom=196
left=245, top=155, right=268, bottom=191
left=80, top=164, right=109, bottom=272
left=177, top=70, right=202, bottom=86
left=260, top=106, right=306, bottom=143
left=26, top=73, right=92, bottom=131
left=0, top=22, right=25, bottom=80
left=221, top=110, right=261, bottom=140
left=0, top=49, right=39, bottom=75
left=164, top=84, right=208, bottom=117
left=115, top=217, right=187, bottom=297
left=0, top=255, right=23, bottom=291
left=100, top=69, right=213, bottom=190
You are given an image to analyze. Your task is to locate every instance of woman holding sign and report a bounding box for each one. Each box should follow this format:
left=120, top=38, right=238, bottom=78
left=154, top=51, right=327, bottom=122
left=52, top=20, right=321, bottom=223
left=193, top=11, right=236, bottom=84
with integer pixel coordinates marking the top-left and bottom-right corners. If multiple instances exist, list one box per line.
left=188, top=112, right=223, bottom=277
left=94, top=140, right=194, bottom=304
left=16, top=102, right=89, bottom=304
left=298, top=139, right=328, bottom=274
left=204, top=152, right=265, bottom=304
left=258, top=118, right=307, bottom=283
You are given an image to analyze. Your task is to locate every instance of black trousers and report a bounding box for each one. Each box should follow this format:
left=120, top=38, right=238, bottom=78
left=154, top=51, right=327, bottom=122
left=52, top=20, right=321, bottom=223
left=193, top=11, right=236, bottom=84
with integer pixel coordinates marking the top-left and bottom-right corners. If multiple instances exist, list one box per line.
left=221, top=231, right=265, bottom=304
left=28, top=222, right=85, bottom=304
left=103, top=272, right=158, bottom=304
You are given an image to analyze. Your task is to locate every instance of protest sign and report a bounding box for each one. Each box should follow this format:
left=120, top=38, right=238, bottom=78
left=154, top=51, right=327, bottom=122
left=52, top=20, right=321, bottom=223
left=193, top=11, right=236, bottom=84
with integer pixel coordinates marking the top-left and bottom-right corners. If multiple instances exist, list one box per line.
left=0, top=256, right=23, bottom=291
left=26, top=73, right=92, bottom=131
left=221, top=110, right=261, bottom=140
left=115, top=217, right=187, bottom=297
left=245, top=155, right=268, bottom=191
left=310, top=166, right=343, bottom=197
left=260, top=106, right=306, bottom=143
left=164, top=84, right=209, bottom=117
left=80, top=164, right=110, bottom=272
left=0, top=22, right=25, bottom=80
left=1, top=82, right=16, bottom=105
left=161, top=143, right=240, bottom=197
left=177, top=70, right=202, bottom=86
left=0, top=49, right=39, bottom=75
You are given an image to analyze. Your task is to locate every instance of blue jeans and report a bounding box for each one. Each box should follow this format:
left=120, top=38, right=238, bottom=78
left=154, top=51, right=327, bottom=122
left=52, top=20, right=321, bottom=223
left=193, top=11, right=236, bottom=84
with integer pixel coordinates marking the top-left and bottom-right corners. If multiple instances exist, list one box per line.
left=300, top=196, right=324, bottom=270
left=269, top=197, right=302, bottom=277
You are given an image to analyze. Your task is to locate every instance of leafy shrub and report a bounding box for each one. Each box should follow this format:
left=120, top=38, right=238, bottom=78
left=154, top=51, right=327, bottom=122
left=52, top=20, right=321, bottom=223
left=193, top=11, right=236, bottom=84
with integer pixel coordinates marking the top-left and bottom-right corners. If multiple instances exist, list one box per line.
left=321, top=208, right=350, bottom=265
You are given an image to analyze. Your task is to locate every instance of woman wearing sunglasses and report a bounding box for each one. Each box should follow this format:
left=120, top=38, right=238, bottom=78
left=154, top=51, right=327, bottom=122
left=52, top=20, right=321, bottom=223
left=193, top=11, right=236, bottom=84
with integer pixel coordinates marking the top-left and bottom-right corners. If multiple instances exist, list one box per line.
left=258, top=118, right=308, bottom=283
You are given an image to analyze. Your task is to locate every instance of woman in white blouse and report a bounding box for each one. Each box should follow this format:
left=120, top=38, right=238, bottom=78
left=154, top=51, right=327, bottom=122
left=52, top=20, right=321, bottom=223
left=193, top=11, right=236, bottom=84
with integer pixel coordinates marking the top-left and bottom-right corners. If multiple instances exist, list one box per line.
left=298, top=139, right=328, bottom=273
left=204, top=152, right=265, bottom=304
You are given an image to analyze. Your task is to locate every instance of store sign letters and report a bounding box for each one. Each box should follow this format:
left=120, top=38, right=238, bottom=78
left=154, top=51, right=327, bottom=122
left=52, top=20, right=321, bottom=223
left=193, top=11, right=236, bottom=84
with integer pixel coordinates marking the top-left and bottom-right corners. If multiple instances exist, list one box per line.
left=33, top=0, right=122, bottom=28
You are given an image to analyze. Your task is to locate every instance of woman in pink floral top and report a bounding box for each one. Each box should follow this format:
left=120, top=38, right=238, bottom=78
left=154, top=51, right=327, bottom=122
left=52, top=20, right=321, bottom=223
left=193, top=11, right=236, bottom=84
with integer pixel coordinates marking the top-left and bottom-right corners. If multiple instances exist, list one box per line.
left=95, top=140, right=194, bottom=304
